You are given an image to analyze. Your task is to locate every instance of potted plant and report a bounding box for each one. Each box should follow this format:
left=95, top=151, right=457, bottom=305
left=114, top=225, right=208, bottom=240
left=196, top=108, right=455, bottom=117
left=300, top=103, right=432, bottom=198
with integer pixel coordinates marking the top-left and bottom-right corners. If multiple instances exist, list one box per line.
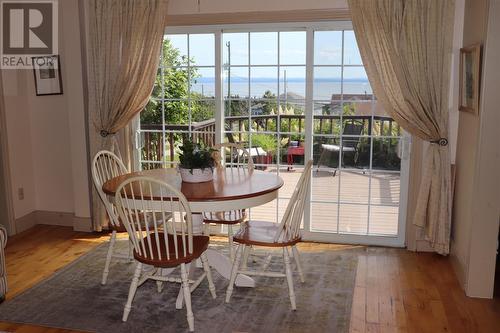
left=178, top=140, right=215, bottom=183
left=251, top=134, right=275, bottom=167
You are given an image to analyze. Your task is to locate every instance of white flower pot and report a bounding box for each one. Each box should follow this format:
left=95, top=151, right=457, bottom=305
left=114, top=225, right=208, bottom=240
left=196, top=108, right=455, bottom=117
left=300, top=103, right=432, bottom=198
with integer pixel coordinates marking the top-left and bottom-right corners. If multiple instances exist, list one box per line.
left=179, top=167, right=214, bottom=183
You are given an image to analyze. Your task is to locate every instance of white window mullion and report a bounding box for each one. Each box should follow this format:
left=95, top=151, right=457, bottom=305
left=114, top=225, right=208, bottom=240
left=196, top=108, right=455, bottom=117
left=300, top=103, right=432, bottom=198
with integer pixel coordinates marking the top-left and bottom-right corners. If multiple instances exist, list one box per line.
left=215, top=30, right=223, bottom=145
left=367, top=93, right=375, bottom=234
left=247, top=32, right=251, bottom=147
left=276, top=31, right=281, bottom=223
left=187, top=34, right=192, bottom=138
left=160, top=40, right=167, bottom=169
left=303, top=28, right=314, bottom=233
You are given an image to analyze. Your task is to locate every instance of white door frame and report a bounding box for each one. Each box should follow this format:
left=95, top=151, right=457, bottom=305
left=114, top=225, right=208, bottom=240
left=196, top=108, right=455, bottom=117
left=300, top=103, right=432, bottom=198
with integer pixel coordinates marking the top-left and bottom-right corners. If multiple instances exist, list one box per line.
left=302, top=133, right=411, bottom=247
left=142, top=22, right=410, bottom=247
left=0, top=70, right=16, bottom=235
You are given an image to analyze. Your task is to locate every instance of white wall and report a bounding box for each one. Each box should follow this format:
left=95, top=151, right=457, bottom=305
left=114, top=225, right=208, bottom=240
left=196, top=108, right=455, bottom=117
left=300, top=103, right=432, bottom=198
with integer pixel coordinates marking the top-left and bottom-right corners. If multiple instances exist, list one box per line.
left=0, top=0, right=90, bottom=229
left=26, top=75, right=74, bottom=213
left=1, top=70, right=36, bottom=219
left=168, top=0, right=348, bottom=14
left=451, top=0, right=488, bottom=290
left=451, top=0, right=500, bottom=298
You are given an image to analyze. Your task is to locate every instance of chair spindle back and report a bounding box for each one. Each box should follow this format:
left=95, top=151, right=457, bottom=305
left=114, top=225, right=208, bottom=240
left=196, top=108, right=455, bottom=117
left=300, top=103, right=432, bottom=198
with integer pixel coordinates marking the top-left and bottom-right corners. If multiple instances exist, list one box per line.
left=92, top=150, right=128, bottom=227
left=115, top=177, right=193, bottom=260
left=274, top=160, right=313, bottom=242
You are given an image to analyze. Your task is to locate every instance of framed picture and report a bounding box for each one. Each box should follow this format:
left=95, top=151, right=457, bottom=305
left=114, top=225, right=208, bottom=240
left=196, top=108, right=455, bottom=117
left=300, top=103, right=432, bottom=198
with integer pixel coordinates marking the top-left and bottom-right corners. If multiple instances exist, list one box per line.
left=459, top=44, right=481, bottom=114
left=32, top=55, right=63, bottom=96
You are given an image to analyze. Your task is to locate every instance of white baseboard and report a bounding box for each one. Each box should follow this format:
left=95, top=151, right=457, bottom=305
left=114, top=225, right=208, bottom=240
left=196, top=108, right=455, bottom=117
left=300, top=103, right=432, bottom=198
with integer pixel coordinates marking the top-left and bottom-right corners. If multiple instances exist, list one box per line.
left=15, top=210, right=92, bottom=233
left=449, top=249, right=467, bottom=291
left=73, top=216, right=92, bottom=232
left=35, top=210, right=74, bottom=227
left=15, top=211, right=37, bottom=233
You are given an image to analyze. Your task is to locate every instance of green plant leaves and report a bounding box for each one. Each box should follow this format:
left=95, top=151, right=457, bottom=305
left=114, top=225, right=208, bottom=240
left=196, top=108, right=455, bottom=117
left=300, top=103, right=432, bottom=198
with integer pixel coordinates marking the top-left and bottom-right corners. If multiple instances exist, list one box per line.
left=178, top=139, right=215, bottom=172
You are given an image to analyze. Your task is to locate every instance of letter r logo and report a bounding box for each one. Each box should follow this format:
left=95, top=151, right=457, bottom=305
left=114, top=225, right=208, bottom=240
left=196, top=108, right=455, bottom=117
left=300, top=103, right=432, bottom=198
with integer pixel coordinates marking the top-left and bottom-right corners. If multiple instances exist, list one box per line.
left=1, top=1, right=54, bottom=55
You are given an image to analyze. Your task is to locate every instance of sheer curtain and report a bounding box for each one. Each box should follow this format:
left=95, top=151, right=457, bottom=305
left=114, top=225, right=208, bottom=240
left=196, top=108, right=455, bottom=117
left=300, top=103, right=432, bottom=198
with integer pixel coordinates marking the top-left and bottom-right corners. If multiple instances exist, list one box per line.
left=85, top=0, right=168, bottom=231
left=348, top=0, right=455, bottom=254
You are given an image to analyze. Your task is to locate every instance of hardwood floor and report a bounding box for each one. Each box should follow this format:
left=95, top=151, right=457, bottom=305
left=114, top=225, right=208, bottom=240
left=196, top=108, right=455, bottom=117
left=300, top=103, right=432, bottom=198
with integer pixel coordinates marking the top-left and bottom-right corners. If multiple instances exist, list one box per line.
left=0, top=225, right=499, bottom=333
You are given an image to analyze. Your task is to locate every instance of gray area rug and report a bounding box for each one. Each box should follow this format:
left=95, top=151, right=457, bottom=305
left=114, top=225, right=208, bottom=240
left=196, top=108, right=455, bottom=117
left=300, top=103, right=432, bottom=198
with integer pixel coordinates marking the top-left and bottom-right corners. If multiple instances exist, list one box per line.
left=0, top=240, right=358, bottom=333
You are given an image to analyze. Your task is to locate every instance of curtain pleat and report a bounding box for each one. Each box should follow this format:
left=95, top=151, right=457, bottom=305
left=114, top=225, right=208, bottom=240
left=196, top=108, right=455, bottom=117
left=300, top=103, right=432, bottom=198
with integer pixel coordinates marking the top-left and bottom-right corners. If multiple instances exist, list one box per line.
left=86, top=0, right=169, bottom=231
left=348, top=0, right=455, bottom=254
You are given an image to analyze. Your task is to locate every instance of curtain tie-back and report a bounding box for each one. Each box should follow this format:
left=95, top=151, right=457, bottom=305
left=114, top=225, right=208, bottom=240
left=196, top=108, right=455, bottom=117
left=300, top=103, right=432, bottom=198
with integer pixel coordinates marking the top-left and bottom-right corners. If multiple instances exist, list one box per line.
left=430, top=138, right=448, bottom=146
left=100, top=130, right=116, bottom=138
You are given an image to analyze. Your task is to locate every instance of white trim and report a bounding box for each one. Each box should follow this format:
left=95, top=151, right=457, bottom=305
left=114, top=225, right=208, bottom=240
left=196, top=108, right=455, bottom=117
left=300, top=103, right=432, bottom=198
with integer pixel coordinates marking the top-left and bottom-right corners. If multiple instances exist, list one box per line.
left=13, top=210, right=92, bottom=233
left=0, top=70, right=16, bottom=236
left=215, top=30, right=224, bottom=145
left=166, top=21, right=353, bottom=34
left=303, top=27, right=315, bottom=233
left=73, top=216, right=93, bottom=232
left=396, top=132, right=411, bottom=247
left=142, top=21, right=409, bottom=247
left=302, top=230, right=405, bottom=247
left=15, top=212, right=37, bottom=234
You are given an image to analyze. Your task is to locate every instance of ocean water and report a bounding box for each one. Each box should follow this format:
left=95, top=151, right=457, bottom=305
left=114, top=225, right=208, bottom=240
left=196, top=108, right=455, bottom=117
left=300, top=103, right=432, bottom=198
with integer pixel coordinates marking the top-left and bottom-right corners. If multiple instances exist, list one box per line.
left=190, top=79, right=373, bottom=101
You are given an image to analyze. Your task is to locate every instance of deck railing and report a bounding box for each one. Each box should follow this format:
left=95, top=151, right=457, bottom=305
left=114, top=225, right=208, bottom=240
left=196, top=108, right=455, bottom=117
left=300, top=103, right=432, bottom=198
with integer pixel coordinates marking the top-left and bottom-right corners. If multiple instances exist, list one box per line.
left=139, top=115, right=400, bottom=167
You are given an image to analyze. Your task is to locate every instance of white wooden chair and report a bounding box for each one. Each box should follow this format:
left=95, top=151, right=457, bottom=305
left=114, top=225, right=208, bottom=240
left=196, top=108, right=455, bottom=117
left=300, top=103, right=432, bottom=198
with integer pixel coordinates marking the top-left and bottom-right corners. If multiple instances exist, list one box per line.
left=92, top=150, right=131, bottom=285
left=115, top=176, right=216, bottom=332
left=225, top=160, right=313, bottom=310
left=203, top=143, right=253, bottom=259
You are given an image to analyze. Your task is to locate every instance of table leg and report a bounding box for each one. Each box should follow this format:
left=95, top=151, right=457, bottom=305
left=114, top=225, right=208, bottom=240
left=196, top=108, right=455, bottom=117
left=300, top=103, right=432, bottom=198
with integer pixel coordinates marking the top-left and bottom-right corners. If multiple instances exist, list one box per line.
left=192, top=213, right=255, bottom=288
left=205, top=248, right=255, bottom=287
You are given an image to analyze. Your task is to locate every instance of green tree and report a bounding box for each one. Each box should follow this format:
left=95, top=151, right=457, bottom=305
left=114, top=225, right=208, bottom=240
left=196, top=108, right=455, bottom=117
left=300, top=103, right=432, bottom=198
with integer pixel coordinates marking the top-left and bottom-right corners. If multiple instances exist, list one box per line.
left=261, top=90, right=277, bottom=114
left=141, top=39, right=200, bottom=125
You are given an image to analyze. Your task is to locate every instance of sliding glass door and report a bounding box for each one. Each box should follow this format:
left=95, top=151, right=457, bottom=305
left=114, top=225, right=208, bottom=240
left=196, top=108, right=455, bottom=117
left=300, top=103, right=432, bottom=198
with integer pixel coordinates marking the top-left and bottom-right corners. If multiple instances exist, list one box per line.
left=221, top=30, right=306, bottom=224
left=138, top=22, right=410, bottom=247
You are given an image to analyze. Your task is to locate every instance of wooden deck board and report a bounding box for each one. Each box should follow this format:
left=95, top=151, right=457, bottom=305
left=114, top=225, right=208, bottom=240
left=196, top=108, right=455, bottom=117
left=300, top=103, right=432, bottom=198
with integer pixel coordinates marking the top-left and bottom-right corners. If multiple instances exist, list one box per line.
left=250, top=168, right=400, bottom=235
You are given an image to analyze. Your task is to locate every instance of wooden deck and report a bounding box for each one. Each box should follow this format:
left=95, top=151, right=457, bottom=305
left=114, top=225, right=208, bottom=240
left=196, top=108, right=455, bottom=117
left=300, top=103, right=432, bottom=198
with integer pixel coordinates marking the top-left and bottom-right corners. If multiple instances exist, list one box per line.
left=249, top=168, right=401, bottom=236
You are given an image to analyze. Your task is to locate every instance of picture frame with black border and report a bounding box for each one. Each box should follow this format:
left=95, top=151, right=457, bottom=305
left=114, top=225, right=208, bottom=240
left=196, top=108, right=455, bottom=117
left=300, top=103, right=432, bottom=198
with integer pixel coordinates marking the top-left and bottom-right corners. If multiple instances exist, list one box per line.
left=459, top=44, right=481, bottom=115
left=32, top=55, right=63, bottom=96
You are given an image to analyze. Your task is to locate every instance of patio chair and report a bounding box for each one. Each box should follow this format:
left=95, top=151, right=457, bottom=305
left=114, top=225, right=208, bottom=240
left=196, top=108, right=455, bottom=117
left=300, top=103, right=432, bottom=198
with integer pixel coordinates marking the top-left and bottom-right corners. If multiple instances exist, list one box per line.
left=203, top=143, right=253, bottom=260
left=225, top=160, right=313, bottom=310
left=115, top=176, right=216, bottom=332
left=316, top=121, right=364, bottom=176
left=226, top=132, right=268, bottom=164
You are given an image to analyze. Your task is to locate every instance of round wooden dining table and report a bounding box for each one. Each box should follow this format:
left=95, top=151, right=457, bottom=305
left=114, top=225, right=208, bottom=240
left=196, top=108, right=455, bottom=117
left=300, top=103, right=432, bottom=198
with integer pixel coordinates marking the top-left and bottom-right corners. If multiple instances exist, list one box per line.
left=102, top=167, right=284, bottom=289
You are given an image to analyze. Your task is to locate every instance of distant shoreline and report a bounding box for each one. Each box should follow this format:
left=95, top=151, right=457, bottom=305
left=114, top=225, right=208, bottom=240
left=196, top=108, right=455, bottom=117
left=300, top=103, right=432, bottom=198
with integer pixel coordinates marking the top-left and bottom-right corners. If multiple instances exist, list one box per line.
left=194, top=77, right=369, bottom=83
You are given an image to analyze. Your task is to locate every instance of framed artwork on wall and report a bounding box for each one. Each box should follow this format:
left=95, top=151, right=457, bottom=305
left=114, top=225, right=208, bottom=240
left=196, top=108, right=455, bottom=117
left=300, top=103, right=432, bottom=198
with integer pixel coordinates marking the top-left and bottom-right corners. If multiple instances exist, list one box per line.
left=459, top=44, right=481, bottom=115
left=32, top=55, right=63, bottom=96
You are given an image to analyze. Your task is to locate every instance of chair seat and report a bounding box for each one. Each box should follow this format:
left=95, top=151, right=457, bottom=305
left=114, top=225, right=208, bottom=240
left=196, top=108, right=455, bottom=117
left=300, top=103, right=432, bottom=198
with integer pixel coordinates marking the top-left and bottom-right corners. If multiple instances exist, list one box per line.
left=203, top=209, right=246, bottom=225
left=233, top=220, right=301, bottom=247
left=134, top=233, right=209, bottom=268
left=321, top=144, right=356, bottom=152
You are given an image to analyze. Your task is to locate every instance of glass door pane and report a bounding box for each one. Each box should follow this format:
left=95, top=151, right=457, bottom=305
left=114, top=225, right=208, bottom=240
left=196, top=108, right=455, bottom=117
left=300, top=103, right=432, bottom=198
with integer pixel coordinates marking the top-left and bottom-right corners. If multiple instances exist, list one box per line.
left=223, top=30, right=307, bottom=224
left=311, top=30, right=404, bottom=240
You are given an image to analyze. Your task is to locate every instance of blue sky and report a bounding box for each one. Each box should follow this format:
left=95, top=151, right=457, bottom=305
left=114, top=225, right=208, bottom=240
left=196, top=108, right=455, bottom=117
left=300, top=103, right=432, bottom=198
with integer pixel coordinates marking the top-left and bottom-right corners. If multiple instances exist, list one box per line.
left=166, top=30, right=367, bottom=79
left=166, top=31, right=371, bottom=98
